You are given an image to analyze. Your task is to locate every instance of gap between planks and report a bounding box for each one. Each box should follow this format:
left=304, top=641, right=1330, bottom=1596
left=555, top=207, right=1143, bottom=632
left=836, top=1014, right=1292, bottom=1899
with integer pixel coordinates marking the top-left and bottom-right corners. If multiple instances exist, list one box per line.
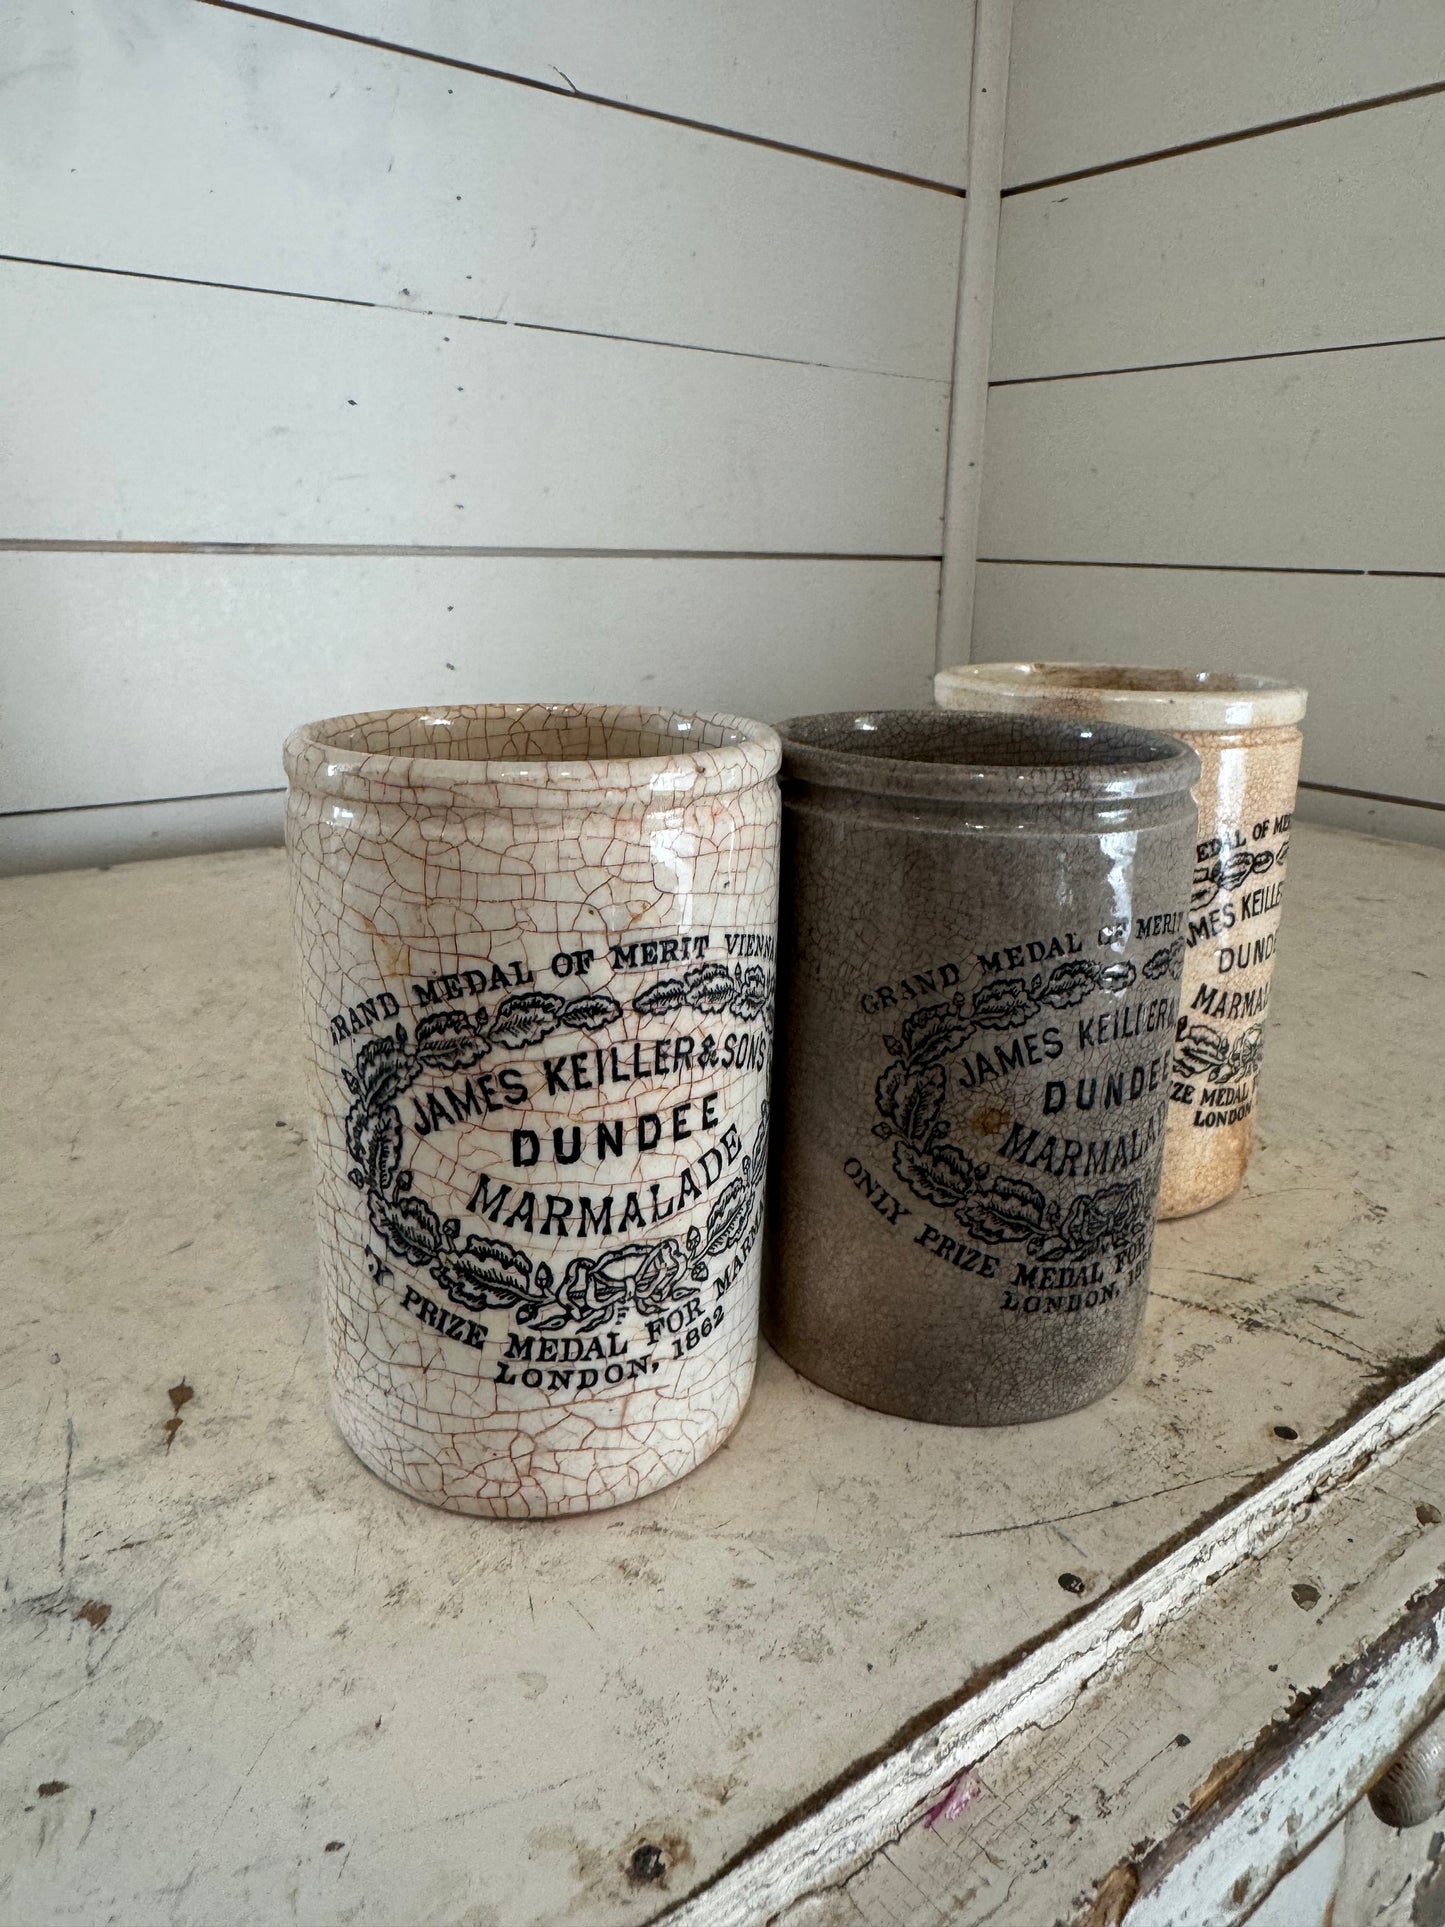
left=989, top=328, right=1445, bottom=389
left=978, top=556, right=1445, bottom=581
left=1298, top=781, right=1445, bottom=815
left=654, top=1356, right=1445, bottom=1927
left=195, top=0, right=968, bottom=196
left=1002, top=74, right=1445, bottom=196
left=0, top=787, right=286, bottom=822
left=0, top=542, right=940, bottom=562
left=8, top=782, right=1438, bottom=826
left=0, top=253, right=945, bottom=384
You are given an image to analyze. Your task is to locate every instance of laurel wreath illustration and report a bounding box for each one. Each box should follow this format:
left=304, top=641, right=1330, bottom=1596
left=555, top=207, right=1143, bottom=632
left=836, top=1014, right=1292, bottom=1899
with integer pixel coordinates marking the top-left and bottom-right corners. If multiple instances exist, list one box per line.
left=870, top=943, right=1185, bottom=1267
left=343, top=962, right=773, bottom=1334
left=1174, top=1019, right=1265, bottom=1089
left=1191, top=839, right=1286, bottom=911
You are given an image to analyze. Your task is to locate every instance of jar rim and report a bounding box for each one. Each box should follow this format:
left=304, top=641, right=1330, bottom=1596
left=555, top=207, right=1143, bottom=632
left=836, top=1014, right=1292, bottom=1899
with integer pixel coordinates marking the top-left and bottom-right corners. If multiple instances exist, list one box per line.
left=936, top=662, right=1307, bottom=730
left=284, top=702, right=781, bottom=809
left=778, top=709, right=1200, bottom=803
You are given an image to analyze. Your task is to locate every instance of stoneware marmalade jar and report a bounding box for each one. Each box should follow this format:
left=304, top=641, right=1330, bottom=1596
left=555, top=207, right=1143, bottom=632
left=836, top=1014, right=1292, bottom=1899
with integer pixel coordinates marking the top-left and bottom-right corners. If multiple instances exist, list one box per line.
left=284, top=704, right=781, bottom=1517
left=935, top=665, right=1307, bottom=1217
left=765, top=711, right=1200, bottom=1427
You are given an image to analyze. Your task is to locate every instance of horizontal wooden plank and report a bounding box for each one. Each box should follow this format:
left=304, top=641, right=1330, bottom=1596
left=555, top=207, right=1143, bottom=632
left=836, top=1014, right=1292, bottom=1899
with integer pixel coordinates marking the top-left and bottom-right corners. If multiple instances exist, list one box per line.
left=1003, top=0, right=1445, bottom=186
left=0, top=553, right=939, bottom=817
left=1, top=0, right=962, bottom=379
left=260, top=0, right=974, bottom=183
left=0, top=791, right=286, bottom=879
left=0, top=262, right=948, bottom=549
left=977, top=342, right=1445, bottom=574
left=969, top=563, right=1445, bottom=810
left=993, top=92, right=1445, bottom=379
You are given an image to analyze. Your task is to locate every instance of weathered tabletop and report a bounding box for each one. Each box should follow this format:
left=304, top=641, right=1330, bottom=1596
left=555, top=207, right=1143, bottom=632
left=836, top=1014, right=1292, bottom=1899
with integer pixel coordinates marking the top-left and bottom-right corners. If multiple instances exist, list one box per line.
left=1, top=824, right=1441, bottom=1927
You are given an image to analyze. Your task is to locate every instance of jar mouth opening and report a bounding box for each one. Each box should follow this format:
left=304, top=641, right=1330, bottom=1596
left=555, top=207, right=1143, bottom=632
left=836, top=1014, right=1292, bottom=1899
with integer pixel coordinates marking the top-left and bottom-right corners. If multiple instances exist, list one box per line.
left=779, top=709, right=1199, bottom=802
left=936, top=662, right=1307, bottom=728
left=285, top=702, right=780, bottom=803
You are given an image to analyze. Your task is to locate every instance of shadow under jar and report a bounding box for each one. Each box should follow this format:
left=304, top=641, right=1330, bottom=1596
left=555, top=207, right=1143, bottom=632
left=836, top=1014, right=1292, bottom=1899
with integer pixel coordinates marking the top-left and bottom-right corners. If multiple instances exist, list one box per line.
left=935, top=665, right=1307, bottom=1218
left=284, top=703, right=781, bottom=1517
left=765, top=710, right=1199, bottom=1427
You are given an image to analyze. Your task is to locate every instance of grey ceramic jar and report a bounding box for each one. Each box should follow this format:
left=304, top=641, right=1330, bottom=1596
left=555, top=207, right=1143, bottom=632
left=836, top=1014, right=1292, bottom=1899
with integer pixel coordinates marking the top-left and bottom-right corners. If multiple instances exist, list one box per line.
left=765, top=711, right=1200, bottom=1426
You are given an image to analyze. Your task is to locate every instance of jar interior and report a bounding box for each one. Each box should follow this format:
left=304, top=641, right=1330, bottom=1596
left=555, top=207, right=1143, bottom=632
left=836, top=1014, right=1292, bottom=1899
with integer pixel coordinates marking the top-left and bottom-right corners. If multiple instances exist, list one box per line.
left=315, top=706, right=748, bottom=764
left=785, top=709, right=1183, bottom=771
left=957, top=664, right=1282, bottom=696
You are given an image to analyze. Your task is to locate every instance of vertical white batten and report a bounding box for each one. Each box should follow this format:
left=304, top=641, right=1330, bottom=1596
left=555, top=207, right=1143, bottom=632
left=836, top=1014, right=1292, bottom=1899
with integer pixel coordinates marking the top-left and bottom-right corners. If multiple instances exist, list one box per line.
left=935, top=0, right=1015, bottom=672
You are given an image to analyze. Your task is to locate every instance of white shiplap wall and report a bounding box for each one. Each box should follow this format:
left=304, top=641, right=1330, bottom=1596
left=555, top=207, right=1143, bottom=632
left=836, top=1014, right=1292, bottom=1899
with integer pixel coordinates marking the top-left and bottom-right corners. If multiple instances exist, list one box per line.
left=8, top=1, right=1442, bottom=866
left=0, top=0, right=976, bottom=872
left=969, top=0, right=1445, bottom=846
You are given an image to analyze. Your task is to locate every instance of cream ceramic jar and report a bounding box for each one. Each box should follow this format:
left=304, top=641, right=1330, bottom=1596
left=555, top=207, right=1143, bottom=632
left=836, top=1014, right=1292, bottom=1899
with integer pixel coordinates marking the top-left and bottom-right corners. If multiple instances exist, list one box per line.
left=935, top=666, right=1306, bottom=1218
left=284, top=704, right=780, bottom=1517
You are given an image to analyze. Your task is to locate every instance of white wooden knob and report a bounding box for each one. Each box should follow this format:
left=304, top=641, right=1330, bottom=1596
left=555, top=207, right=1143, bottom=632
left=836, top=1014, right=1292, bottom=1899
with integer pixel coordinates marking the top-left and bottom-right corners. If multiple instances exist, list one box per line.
left=1369, top=1714, right=1445, bottom=1828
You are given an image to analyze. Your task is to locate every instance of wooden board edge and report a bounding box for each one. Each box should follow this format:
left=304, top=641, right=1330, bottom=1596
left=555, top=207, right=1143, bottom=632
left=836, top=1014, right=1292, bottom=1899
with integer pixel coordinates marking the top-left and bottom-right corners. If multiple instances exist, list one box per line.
left=1125, top=1576, right=1445, bottom=1926
left=657, top=1355, right=1445, bottom=1925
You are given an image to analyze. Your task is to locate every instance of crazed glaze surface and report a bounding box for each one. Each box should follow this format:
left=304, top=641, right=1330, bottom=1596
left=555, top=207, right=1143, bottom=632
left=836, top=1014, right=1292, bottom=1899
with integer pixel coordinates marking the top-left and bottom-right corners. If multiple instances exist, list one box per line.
left=936, top=666, right=1306, bottom=1217
left=284, top=703, right=781, bottom=1516
left=765, top=710, right=1200, bottom=1426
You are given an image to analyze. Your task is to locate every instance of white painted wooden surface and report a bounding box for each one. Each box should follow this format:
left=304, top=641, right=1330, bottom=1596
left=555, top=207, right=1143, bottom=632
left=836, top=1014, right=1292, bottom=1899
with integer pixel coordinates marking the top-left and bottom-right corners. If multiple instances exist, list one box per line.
left=992, top=90, right=1445, bottom=380
left=1239, top=1823, right=1346, bottom=1927
left=1, top=261, right=947, bottom=550
left=1127, top=1605, right=1445, bottom=1927
left=1330, top=1792, right=1445, bottom=1925
left=2, top=824, right=1442, bottom=1924
left=972, top=563, right=1445, bottom=835
left=0, top=553, right=940, bottom=815
left=254, top=0, right=974, bottom=183
left=979, top=343, right=1445, bottom=575
left=1, top=0, right=961, bottom=379
left=790, top=1382, right=1445, bottom=1925
left=1002, top=0, right=1445, bottom=186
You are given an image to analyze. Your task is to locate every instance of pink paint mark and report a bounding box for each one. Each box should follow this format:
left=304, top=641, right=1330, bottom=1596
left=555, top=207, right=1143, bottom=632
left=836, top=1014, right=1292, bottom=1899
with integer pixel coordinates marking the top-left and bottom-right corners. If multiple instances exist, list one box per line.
left=924, top=1769, right=982, bottom=1829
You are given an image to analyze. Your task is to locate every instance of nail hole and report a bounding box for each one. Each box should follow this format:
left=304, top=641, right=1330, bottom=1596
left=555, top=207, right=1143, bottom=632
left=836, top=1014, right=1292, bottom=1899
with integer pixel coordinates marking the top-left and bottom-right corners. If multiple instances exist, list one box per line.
left=629, top=1843, right=667, bottom=1884
left=1058, top=1572, right=1086, bottom=1596
left=1273, top=1424, right=1298, bottom=1440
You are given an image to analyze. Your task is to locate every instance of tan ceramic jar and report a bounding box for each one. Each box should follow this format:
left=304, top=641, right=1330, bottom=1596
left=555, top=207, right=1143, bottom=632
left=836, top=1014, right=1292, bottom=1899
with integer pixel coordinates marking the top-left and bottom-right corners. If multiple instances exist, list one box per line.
left=284, top=704, right=780, bottom=1517
left=935, top=666, right=1306, bottom=1218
